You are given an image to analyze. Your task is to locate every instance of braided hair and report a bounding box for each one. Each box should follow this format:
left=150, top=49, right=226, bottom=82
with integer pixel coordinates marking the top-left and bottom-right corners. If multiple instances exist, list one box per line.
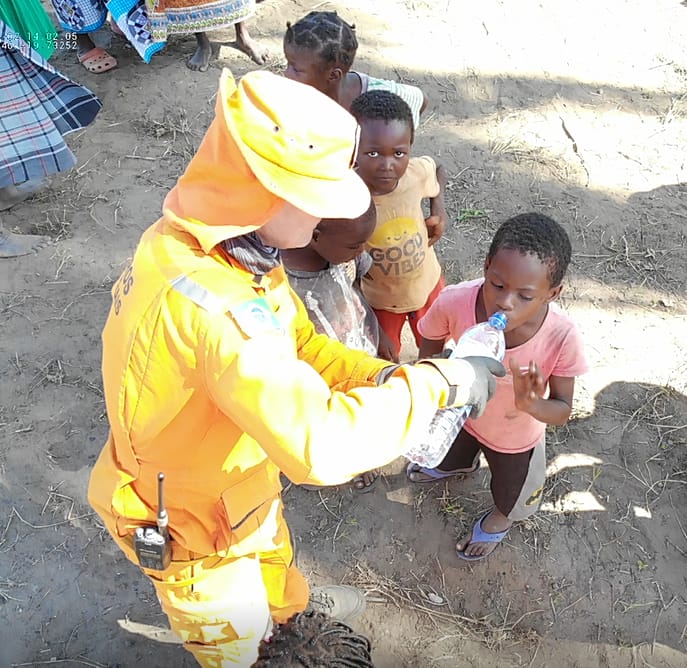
left=487, top=213, right=572, bottom=287
left=350, top=90, right=415, bottom=144
left=254, top=611, right=374, bottom=667
left=284, top=11, right=359, bottom=71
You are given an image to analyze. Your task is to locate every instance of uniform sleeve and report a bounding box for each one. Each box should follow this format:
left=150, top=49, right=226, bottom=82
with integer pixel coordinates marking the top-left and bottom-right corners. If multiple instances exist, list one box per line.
left=201, top=308, right=451, bottom=486
left=417, top=287, right=452, bottom=340
left=551, top=320, right=589, bottom=378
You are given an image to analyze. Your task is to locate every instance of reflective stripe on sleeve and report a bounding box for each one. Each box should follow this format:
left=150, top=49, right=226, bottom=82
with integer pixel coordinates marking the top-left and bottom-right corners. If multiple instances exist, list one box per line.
left=170, top=275, right=228, bottom=314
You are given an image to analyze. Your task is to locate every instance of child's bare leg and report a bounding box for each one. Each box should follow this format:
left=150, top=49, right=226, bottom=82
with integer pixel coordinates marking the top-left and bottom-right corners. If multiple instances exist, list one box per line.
left=456, top=507, right=512, bottom=559
left=235, top=21, right=269, bottom=65
left=187, top=32, right=212, bottom=72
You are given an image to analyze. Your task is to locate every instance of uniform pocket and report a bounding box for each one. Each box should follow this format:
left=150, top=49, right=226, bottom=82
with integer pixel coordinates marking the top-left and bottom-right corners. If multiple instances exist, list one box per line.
left=213, top=466, right=282, bottom=556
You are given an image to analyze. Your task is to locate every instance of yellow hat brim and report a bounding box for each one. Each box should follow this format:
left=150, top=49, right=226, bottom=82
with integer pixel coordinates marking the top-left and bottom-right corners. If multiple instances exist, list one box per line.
left=221, top=70, right=371, bottom=220
left=236, top=145, right=372, bottom=219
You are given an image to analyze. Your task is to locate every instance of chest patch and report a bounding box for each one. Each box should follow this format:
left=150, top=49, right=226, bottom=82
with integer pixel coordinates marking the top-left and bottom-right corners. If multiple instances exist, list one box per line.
left=229, top=298, right=283, bottom=338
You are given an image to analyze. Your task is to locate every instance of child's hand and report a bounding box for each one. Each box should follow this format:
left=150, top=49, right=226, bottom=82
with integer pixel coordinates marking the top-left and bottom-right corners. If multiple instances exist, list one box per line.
left=377, top=329, right=400, bottom=363
left=425, top=214, right=446, bottom=246
left=510, top=358, right=546, bottom=412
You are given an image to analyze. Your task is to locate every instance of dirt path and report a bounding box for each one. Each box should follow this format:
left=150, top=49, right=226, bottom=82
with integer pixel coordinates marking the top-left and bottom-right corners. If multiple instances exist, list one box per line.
left=0, top=1, right=685, bottom=666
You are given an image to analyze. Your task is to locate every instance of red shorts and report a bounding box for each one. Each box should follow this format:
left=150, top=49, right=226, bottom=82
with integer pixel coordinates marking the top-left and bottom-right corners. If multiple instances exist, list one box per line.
left=373, top=276, right=445, bottom=358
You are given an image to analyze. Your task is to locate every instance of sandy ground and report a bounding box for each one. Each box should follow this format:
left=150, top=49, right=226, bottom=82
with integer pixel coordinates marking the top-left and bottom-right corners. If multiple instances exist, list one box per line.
left=1, top=0, right=686, bottom=666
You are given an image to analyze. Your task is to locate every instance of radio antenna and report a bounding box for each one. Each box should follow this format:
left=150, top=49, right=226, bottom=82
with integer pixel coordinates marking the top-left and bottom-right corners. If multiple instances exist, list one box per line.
left=156, top=472, right=169, bottom=540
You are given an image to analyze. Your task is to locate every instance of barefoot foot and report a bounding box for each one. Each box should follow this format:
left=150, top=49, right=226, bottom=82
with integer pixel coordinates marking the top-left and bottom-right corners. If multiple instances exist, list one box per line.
left=235, top=22, right=270, bottom=65
left=187, top=32, right=211, bottom=72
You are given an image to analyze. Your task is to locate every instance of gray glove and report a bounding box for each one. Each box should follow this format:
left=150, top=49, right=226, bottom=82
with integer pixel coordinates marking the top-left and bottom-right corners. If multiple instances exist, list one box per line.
left=417, top=355, right=506, bottom=416
left=461, top=356, right=506, bottom=416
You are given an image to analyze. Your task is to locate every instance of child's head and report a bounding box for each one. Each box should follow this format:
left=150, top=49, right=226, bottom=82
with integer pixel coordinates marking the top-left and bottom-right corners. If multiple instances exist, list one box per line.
left=483, top=213, right=572, bottom=329
left=283, top=11, right=358, bottom=95
left=311, top=201, right=376, bottom=265
left=253, top=610, right=374, bottom=667
left=350, top=91, right=414, bottom=196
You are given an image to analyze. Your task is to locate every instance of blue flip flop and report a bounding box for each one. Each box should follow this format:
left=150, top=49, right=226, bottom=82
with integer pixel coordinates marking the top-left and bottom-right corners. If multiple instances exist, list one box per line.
left=406, top=459, right=480, bottom=483
left=456, top=510, right=510, bottom=561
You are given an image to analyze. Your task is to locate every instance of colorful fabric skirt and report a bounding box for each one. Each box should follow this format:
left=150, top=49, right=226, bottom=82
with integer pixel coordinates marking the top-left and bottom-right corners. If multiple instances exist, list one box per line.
left=0, top=20, right=101, bottom=188
left=50, top=0, right=108, bottom=34
left=51, top=0, right=255, bottom=63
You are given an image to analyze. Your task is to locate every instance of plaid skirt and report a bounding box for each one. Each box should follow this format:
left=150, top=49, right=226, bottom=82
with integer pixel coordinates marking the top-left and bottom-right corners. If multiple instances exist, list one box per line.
left=0, top=20, right=101, bottom=188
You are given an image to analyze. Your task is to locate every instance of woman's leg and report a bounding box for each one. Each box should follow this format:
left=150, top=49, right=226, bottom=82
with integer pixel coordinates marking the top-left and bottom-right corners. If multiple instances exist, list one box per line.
left=50, top=1, right=116, bottom=72
left=76, top=32, right=95, bottom=59
left=235, top=20, right=270, bottom=65
left=187, top=32, right=212, bottom=72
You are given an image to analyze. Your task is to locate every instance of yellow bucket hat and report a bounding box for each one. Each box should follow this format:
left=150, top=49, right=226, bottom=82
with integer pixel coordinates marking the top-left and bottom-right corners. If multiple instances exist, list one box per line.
left=220, top=69, right=371, bottom=220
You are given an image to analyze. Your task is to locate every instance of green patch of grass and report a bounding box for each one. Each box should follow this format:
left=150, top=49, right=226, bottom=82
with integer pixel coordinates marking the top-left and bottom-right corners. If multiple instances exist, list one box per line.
left=456, top=208, right=489, bottom=223
left=438, top=491, right=467, bottom=518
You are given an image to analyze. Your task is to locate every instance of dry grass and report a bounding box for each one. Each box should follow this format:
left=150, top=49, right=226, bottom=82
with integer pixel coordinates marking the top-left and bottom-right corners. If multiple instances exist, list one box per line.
left=600, top=383, right=687, bottom=451
left=349, top=560, right=544, bottom=652
left=660, top=93, right=687, bottom=125
left=577, top=221, right=684, bottom=292
left=12, top=658, right=107, bottom=668
left=0, top=578, right=25, bottom=603
left=489, top=136, right=529, bottom=158
left=436, top=487, right=468, bottom=520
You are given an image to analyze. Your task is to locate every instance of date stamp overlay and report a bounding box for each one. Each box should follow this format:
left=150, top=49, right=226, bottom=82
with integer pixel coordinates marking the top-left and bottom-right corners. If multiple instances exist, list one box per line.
left=1, top=31, right=78, bottom=52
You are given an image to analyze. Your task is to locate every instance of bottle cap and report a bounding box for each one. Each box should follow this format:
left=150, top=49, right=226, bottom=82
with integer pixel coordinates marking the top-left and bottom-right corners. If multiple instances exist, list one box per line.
left=488, top=312, right=508, bottom=330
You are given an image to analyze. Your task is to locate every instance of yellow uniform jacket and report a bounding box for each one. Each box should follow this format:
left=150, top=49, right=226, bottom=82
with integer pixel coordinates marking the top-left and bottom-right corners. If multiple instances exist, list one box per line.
left=88, top=74, right=449, bottom=563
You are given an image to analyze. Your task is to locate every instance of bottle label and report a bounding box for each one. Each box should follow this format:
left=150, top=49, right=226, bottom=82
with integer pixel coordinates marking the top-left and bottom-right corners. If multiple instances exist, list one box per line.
left=454, top=339, right=493, bottom=359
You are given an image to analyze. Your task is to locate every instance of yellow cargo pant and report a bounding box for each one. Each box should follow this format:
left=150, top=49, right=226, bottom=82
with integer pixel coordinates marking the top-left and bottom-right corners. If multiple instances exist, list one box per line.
left=116, top=508, right=309, bottom=667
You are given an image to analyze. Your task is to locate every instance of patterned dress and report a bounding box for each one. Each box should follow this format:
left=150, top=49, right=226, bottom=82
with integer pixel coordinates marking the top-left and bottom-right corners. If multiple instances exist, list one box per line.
left=51, top=0, right=256, bottom=63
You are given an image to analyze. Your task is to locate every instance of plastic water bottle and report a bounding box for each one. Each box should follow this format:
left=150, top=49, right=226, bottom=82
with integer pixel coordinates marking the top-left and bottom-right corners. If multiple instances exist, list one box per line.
left=405, top=312, right=508, bottom=468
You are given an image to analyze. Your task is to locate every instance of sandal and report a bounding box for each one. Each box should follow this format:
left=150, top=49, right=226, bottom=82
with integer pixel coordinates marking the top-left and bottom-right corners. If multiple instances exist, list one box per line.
left=406, top=459, right=480, bottom=483
left=352, top=469, right=379, bottom=492
left=78, top=47, right=117, bottom=74
left=300, top=469, right=380, bottom=492
left=456, top=510, right=510, bottom=561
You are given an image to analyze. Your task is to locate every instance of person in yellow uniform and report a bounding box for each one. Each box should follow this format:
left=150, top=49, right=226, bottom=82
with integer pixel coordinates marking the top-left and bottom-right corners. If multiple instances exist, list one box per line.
left=88, top=69, right=504, bottom=667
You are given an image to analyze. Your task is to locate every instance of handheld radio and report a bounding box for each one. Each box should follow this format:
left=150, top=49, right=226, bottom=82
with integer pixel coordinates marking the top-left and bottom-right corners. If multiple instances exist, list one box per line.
left=133, top=472, right=172, bottom=571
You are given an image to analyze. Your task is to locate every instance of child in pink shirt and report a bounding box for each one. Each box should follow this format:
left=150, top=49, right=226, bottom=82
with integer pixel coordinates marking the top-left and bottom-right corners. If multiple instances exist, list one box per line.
left=410, top=213, right=588, bottom=561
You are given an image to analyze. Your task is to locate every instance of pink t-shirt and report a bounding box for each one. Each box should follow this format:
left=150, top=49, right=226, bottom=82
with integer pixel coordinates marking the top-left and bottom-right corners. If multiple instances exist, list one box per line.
left=417, top=278, right=588, bottom=454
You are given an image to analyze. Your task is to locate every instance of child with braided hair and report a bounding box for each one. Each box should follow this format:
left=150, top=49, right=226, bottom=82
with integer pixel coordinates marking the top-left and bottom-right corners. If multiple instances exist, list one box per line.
left=253, top=610, right=374, bottom=667
left=283, top=10, right=427, bottom=128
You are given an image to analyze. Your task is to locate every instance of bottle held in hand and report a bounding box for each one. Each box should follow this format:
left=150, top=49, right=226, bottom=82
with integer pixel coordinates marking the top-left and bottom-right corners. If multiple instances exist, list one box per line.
left=405, top=312, right=508, bottom=468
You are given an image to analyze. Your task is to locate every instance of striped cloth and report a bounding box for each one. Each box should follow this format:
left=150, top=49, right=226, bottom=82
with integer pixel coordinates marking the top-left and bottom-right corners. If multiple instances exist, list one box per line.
left=0, top=20, right=101, bottom=188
